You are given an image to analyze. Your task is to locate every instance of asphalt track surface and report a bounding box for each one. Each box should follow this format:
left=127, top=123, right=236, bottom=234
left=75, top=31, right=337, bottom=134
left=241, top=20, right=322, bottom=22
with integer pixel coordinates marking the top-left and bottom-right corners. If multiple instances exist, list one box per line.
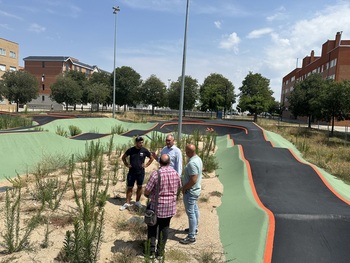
left=126, top=119, right=350, bottom=263
left=3, top=113, right=350, bottom=262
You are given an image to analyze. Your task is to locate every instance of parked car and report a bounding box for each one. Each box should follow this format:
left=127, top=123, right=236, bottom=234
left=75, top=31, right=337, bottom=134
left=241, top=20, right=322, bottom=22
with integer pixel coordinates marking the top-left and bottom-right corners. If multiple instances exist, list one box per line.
left=260, top=112, right=272, bottom=118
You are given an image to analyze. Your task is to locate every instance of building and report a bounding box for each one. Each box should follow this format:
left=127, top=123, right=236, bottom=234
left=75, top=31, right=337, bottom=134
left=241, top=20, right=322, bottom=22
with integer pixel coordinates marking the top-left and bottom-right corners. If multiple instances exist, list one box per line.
left=0, top=38, right=19, bottom=111
left=23, top=56, right=107, bottom=110
left=0, top=38, right=19, bottom=78
left=281, top=32, right=350, bottom=119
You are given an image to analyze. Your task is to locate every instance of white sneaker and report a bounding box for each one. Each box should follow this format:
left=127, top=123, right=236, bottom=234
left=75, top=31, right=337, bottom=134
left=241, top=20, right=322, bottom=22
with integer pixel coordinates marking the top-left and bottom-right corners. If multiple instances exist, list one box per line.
left=119, top=203, right=131, bottom=211
left=134, top=201, right=142, bottom=209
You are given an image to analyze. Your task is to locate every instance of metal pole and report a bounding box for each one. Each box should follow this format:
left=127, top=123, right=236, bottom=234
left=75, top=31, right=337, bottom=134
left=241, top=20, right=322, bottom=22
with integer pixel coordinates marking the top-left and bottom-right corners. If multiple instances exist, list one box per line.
left=112, top=6, right=120, bottom=118
left=178, top=0, right=189, bottom=142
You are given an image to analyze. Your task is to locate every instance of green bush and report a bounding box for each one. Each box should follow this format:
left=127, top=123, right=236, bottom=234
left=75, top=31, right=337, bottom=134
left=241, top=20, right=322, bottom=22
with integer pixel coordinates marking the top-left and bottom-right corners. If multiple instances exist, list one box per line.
left=68, top=125, right=82, bottom=136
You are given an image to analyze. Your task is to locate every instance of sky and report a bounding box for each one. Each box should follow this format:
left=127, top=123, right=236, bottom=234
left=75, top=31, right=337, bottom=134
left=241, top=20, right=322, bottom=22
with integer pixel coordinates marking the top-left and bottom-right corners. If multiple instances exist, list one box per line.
left=1, top=0, right=350, bottom=104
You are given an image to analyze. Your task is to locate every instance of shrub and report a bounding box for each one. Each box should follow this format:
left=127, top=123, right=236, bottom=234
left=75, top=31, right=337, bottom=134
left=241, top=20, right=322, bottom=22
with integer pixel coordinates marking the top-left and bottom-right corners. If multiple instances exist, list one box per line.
left=68, top=125, right=82, bottom=136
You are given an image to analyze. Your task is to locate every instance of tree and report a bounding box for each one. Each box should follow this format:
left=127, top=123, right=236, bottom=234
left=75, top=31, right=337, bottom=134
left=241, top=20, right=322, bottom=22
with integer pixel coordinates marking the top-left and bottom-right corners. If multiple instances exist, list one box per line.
left=64, top=71, right=88, bottom=110
left=50, top=74, right=82, bottom=111
left=112, top=66, right=142, bottom=111
left=288, top=73, right=326, bottom=128
left=319, top=80, right=350, bottom=136
left=238, top=72, right=274, bottom=122
left=167, top=76, right=199, bottom=114
left=86, top=83, right=110, bottom=112
left=200, top=73, right=235, bottom=113
left=88, top=72, right=112, bottom=108
left=0, top=70, right=39, bottom=112
left=140, top=75, right=166, bottom=115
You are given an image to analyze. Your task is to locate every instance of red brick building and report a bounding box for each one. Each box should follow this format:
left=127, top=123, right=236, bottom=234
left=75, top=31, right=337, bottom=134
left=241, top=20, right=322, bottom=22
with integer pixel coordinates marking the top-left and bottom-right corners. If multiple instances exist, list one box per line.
left=23, top=56, right=107, bottom=110
left=281, top=32, right=350, bottom=119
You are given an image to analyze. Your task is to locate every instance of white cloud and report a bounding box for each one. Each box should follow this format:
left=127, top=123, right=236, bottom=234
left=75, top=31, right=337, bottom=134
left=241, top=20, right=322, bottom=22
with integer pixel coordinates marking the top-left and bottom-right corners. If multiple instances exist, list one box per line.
left=214, top=20, right=222, bottom=29
left=266, top=6, right=287, bottom=22
left=260, top=1, right=350, bottom=100
left=0, top=10, right=23, bottom=20
left=219, top=32, right=241, bottom=53
left=247, top=28, right=273, bottom=39
left=29, top=23, right=46, bottom=33
left=0, top=24, right=11, bottom=30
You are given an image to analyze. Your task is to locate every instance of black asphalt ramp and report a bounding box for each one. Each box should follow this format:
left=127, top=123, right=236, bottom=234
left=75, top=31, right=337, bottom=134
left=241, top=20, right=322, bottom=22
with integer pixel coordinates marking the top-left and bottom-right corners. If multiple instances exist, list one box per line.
left=231, top=124, right=350, bottom=263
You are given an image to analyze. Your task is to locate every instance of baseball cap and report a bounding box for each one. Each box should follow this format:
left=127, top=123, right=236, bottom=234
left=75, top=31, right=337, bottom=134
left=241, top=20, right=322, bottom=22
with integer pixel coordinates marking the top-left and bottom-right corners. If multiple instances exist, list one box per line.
left=135, top=136, right=144, bottom=142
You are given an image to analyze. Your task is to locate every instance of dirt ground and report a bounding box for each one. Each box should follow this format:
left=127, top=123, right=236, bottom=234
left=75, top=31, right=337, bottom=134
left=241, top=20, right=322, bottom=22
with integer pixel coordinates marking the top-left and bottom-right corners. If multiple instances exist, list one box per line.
left=0, top=154, right=225, bottom=263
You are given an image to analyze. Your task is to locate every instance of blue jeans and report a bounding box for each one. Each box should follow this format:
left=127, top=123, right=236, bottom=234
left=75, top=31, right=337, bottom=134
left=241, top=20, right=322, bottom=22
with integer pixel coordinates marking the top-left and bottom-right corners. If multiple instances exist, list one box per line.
left=183, top=192, right=199, bottom=238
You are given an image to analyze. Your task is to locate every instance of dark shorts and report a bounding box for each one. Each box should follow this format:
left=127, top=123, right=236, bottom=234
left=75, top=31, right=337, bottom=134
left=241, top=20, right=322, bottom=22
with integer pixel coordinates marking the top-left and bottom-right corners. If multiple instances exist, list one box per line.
left=127, top=171, right=145, bottom=187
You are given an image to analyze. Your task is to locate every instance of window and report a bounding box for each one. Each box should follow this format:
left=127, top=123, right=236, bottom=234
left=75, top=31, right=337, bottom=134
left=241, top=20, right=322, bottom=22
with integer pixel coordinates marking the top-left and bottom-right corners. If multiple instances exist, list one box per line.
left=0, top=48, right=5, bottom=56
left=330, top=58, right=337, bottom=68
left=41, top=74, right=45, bottom=82
left=42, top=61, right=45, bottom=68
left=291, top=76, right=295, bottom=82
left=9, top=66, right=16, bottom=71
left=42, top=96, right=45, bottom=102
left=42, top=84, right=45, bottom=91
left=0, top=64, right=5, bottom=71
left=10, top=51, right=16, bottom=58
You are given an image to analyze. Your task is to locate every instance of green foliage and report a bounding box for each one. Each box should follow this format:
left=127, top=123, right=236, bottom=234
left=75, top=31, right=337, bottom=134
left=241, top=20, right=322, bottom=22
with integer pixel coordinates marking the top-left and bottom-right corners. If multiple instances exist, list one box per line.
left=30, top=173, right=69, bottom=211
left=61, top=152, right=109, bottom=263
left=200, top=73, right=236, bottom=113
left=69, top=125, right=82, bottom=136
left=1, top=179, right=42, bottom=254
left=86, top=83, right=110, bottom=112
left=140, top=74, right=167, bottom=114
left=55, top=125, right=68, bottom=137
left=0, top=114, right=32, bottom=129
left=318, top=80, right=350, bottom=136
left=147, top=132, right=166, bottom=152
left=238, top=71, right=274, bottom=121
left=113, top=66, right=142, bottom=109
left=111, top=124, right=127, bottom=134
left=168, top=75, right=199, bottom=111
left=50, top=74, right=83, bottom=111
left=288, top=73, right=327, bottom=127
left=0, top=70, right=39, bottom=112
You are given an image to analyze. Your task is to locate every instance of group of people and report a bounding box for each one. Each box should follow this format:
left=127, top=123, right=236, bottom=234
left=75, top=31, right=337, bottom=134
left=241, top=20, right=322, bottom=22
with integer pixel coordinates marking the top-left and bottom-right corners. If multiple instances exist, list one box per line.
left=120, top=134, right=203, bottom=259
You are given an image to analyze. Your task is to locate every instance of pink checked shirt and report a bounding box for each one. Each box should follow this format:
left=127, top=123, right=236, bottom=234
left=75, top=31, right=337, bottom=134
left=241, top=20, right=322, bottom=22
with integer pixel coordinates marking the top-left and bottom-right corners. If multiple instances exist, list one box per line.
left=145, top=166, right=182, bottom=218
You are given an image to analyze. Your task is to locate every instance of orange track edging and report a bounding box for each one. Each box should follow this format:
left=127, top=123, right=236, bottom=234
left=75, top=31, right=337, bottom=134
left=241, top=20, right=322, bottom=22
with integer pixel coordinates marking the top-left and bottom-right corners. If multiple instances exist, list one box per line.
left=160, top=121, right=248, bottom=134
left=288, top=149, right=350, bottom=206
left=239, top=145, right=275, bottom=263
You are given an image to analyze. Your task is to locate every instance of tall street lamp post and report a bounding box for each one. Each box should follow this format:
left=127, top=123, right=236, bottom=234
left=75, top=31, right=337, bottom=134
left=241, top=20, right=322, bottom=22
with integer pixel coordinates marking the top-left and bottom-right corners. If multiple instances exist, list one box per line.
left=167, top=79, right=171, bottom=89
left=112, top=6, right=120, bottom=118
left=178, top=0, right=190, bottom=142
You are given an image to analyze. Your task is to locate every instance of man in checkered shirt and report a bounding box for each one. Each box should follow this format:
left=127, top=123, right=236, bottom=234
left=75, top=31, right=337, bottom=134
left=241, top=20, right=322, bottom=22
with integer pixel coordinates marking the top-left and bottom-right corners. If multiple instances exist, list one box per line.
left=144, top=154, right=182, bottom=259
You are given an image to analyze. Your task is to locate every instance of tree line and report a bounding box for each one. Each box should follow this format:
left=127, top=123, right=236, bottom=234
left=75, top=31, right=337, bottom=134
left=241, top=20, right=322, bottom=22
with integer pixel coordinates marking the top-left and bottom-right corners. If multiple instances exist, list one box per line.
left=287, top=73, right=350, bottom=135
left=1, top=66, right=280, bottom=117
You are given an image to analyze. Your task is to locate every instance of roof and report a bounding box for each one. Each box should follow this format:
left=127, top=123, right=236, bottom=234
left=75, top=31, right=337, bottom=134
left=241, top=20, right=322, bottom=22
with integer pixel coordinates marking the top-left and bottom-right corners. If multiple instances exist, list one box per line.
left=23, top=56, right=70, bottom=61
left=23, top=56, right=95, bottom=70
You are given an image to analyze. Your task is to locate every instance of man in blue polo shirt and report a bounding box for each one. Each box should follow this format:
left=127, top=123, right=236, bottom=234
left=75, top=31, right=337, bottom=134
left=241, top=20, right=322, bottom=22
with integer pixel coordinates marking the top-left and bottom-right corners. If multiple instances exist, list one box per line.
left=152, top=134, right=182, bottom=177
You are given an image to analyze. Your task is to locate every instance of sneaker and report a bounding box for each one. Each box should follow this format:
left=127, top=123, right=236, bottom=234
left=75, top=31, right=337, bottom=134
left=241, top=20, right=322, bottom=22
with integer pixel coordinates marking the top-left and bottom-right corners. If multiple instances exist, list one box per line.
left=156, top=251, right=163, bottom=260
left=179, top=236, right=196, bottom=245
left=184, top=228, right=198, bottom=235
left=119, top=203, right=131, bottom=211
left=143, top=252, right=155, bottom=259
left=134, top=201, right=143, bottom=209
